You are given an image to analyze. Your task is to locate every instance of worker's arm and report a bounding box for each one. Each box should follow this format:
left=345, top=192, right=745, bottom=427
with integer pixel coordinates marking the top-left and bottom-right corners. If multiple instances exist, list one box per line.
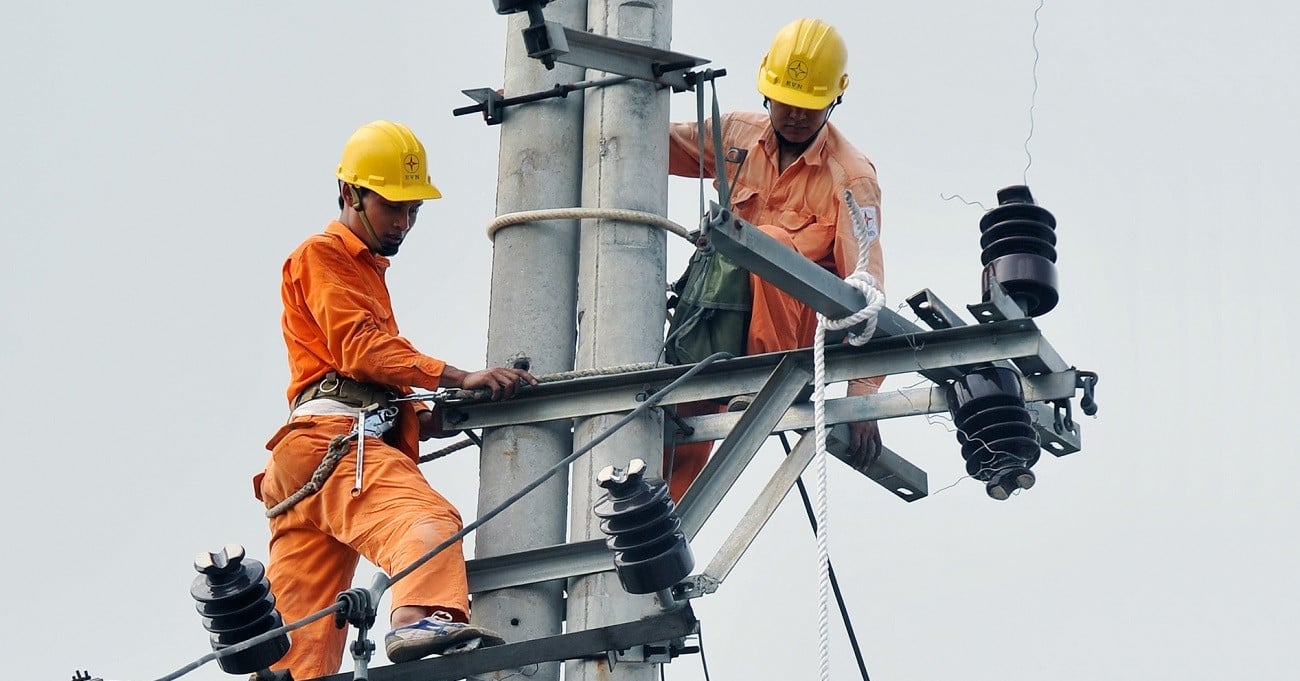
left=667, top=118, right=718, bottom=178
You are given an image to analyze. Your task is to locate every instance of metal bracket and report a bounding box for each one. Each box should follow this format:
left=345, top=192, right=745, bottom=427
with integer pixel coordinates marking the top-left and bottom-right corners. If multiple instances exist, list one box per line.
left=1028, top=400, right=1082, bottom=456
left=607, top=641, right=682, bottom=666
left=826, top=424, right=928, bottom=501
left=454, top=75, right=633, bottom=126
left=967, top=275, right=1027, bottom=323
left=523, top=20, right=708, bottom=90
left=907, top=288, right=969, bottom=330
left=672, top=574, right=721, bottom=601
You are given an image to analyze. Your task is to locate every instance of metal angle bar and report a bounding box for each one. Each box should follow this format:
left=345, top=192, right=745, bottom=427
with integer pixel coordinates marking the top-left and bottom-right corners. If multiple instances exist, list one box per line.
left=703, top=202, right=967, bottom=384
left=825, top=424, right=927, bottom=501
left=907, top=288, right=970, bottom=330
left=678, top=369, right=1081, bottom=442
left=675, top=356, right=813, bottom=540
left=554, top=24, right=708, bottom=89
left=467, top=538, right=611, bottom=594
left=440, top=320, right=1065, bottom=430
left=311, top=607, right=698, bottom=681
left=704, top=202, right=865, bottom=321
left=1028, top=401, right=1082, bottom=456
left=701, top=431, right=818, bottom=586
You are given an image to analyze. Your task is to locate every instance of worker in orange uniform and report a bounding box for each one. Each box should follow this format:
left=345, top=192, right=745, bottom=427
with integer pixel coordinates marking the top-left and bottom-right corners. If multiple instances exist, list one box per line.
left=253, top=120, right=537, bottom=679
left=665, top=18, right=885, bottom=500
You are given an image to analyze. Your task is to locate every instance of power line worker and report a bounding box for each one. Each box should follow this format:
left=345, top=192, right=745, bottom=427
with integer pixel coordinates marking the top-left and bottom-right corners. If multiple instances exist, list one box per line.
left=665, top=18, right=885, bottom=500
left=253, top=120, right=537, bottom=679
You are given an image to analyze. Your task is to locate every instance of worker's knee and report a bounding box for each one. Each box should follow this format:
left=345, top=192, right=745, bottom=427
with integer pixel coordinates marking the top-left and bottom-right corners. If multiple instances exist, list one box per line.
left=409, top=515, right=460, bottom=548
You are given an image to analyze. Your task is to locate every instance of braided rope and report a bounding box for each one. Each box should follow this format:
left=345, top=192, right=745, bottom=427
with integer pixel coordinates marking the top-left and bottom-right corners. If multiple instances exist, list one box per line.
left=264, top=433, right=353, bottom=518
left=417, top=437, right=476, bottom=464
left=811, top=190, right=884, bottom=681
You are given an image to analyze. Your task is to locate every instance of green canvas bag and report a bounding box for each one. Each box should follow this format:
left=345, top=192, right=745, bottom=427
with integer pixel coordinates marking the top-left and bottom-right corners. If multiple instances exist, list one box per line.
left=664, top=249, right=751, bottom=365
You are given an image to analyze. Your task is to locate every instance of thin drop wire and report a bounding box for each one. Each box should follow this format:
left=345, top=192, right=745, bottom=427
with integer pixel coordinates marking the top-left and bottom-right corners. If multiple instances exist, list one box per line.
left=930, top=474, right=974, bottom=497
left=1023, top=0, right=1044, bottom=184
left=939, top=192, right=989, bottom=211
left=697, top=623, right=713, bottom=681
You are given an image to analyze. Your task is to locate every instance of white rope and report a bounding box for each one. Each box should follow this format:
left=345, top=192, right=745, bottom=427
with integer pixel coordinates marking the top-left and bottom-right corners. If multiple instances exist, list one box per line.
left=811, top=190, right=885, bottom=681
left=486, top=207, right=694, bottom=242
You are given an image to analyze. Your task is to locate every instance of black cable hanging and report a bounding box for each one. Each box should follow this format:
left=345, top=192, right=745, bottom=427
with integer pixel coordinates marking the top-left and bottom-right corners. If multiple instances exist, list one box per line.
left=778, top=432, right=872, bottom=681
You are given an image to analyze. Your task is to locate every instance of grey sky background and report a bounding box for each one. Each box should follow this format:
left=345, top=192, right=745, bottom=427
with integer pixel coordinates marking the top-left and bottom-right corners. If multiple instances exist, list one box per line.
left=3, top=1, right=1297, bottom=680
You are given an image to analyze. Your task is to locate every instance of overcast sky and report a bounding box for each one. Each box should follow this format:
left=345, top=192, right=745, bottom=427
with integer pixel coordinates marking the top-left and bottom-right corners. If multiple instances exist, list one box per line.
left=3, top=1, right=1297, bottom=680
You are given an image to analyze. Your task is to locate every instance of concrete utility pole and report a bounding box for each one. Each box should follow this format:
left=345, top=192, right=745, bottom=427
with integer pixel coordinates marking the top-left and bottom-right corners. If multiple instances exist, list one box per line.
left=475, top=3, right=588, bottom=681
left=566, top=1, right=674, bottom=681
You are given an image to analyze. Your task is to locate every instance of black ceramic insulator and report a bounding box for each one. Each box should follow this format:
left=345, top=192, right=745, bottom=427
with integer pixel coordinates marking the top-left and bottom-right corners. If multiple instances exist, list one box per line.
left=592, top=459, right=695, bottom=594
left=191, top=544, right=290, bottom=675
left=946, top=367, right=1042, bottom=500
left=978, top=185, right=1060, bottom=317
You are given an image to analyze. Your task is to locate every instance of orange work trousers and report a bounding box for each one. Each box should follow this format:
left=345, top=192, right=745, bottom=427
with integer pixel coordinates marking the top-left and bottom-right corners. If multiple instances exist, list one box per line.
left=258, top=415, right=469, bottom=679
left=666, top=224, right=821, bottom=501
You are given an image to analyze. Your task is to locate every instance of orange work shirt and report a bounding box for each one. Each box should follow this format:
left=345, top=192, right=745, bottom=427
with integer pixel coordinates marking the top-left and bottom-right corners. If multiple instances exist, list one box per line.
left=668, top=111, right=884, bottom=289
left=669, top=111, right=885, bottom=393
left=279, top=220, right=445, bottom=458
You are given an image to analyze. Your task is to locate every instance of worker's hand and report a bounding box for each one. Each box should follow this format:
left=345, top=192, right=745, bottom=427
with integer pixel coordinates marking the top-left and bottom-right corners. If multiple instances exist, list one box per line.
left=461, top=367, right=538, bottom=400
left=845, top=420, right=882, bottom=471
left=417, top=408, right=459, bottom=441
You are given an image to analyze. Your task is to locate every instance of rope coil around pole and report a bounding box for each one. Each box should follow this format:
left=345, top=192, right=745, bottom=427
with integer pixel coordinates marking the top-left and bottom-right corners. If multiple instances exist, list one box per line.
left=486, top=207, right=694, bottom=242
left=810, top=190, right=885, bottom=681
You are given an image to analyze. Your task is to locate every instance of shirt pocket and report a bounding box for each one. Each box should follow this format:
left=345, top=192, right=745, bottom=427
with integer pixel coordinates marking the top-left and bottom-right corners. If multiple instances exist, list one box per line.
left=728, top=184, right=759, bottom=219
left=775, top=209, right=837, bottom=268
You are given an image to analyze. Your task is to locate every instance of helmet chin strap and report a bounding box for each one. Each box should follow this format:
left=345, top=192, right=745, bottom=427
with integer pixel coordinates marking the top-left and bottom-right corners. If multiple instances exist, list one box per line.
left=346, top=183, right=385, bottom=253
left=767, top=97, right=840, bottom=151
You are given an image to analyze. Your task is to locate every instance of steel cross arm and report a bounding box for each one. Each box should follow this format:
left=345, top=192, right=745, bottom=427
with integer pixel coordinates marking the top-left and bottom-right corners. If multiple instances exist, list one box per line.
left=679, top=370, right=1081, bottom=442
left=312, top=606, right=698, bottom=681
left=439, top=320, right=1068, bottom=431
left=467, top=537, right=611, bottom=594
left=703, top=202, right=1010, bottom=384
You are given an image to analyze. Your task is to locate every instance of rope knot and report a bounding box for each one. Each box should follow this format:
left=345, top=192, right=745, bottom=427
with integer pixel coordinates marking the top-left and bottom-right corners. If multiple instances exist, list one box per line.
left=817, top=271, right=884, bottom=346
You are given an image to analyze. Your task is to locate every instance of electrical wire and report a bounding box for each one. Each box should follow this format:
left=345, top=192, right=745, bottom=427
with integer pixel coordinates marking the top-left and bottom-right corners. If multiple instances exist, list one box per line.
left=778, top=433, right=872, bottom=681
left=1023, top=0, right=1044, bottom=184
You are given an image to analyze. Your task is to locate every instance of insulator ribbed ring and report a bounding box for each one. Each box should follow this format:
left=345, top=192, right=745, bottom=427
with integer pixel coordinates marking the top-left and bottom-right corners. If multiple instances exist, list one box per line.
left=593, top=460, right=695, bottom=594
left=191, top=544, right=290, bottom=674
left=946, top=367, right=1043, bottom=500
left=978, top=185, right=1060, bottom=317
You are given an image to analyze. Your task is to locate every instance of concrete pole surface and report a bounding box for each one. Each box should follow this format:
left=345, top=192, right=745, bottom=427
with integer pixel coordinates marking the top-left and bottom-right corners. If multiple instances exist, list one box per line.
left=567, top=2, right=673, bottom=681
left=475, top=3, right=587, bottom=680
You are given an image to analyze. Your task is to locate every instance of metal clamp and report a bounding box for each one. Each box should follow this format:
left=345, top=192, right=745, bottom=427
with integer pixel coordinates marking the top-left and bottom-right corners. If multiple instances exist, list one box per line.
left=1077, top=370, right=1099, bottom=415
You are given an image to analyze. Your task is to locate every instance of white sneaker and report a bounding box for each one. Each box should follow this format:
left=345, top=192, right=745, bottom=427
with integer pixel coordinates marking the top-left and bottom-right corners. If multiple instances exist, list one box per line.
left=384, top=611, right=505, bottom=664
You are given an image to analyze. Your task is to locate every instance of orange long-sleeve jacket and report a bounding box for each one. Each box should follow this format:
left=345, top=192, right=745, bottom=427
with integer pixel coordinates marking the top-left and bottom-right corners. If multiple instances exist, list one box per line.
left=669, top=111, right=885, bottom=394
left=279, top=220, right=445, bottom=458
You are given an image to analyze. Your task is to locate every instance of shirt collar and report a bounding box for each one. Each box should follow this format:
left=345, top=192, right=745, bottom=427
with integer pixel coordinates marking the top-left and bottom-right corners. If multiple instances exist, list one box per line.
left=761, top=121, right=832, bottom=168
left=325, top=220, right=390, bottom=269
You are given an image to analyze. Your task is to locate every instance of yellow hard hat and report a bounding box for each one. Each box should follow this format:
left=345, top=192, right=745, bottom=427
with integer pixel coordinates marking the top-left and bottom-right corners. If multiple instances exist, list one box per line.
left=756, top=18, right=849, bottom=110
left=336, top=120, right=442, bottom=202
